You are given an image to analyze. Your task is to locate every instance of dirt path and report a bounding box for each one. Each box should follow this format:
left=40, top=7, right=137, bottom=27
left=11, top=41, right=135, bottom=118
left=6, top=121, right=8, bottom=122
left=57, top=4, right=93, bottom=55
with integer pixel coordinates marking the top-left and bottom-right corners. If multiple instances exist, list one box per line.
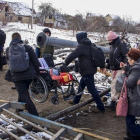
left=0, top=66, right=126, bottom=140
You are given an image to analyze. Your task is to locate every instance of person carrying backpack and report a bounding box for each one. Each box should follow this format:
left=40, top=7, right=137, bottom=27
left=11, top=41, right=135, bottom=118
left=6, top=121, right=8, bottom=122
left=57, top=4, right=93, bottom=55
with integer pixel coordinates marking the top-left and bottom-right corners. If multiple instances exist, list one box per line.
left=103, top=31, right=129, bottom=109
left=5, top=32, right=40, bottom=116
left=65, top=32, right=105, bottom=113
left=0, top=30, right=6, bottom=71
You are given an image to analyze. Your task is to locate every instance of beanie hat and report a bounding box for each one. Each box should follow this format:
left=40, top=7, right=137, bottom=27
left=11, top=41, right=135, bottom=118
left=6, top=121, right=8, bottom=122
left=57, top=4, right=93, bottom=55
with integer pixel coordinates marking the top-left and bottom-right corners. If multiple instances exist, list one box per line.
left=76, top=32, right=87, bottom=43
left=43, top=28, right=51, bottom=36
left=0, top=30, right=6, bottom=45
left=106, top=31, right=118, bottom=40
left=127, top=48, right=140, bottom=61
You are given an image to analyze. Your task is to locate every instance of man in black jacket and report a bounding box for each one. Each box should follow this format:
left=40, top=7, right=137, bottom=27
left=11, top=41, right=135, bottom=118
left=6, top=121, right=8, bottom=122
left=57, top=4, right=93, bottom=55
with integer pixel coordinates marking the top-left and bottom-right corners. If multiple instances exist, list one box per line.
left=65, top=32, right=105, bottom=113
left=104, top=31, right=129, bottom=109
left=6, top=32, right=40, bottom=116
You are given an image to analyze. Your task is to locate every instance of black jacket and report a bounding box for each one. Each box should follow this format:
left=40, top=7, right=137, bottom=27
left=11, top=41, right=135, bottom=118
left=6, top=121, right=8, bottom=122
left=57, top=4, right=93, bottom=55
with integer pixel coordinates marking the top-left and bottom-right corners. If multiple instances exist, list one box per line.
left=109, top=37, right=129, bottom=70
left=65, top=38, right=97, bottom=76
left=5, top=39, right=40, bottom=82
left=125, top=58, right=140, bottom=116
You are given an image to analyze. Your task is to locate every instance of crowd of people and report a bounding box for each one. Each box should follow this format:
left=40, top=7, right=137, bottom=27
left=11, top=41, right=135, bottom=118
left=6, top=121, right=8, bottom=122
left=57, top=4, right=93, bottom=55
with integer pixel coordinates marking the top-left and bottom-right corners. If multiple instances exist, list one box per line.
left=0, top=28, right=140, bottom=140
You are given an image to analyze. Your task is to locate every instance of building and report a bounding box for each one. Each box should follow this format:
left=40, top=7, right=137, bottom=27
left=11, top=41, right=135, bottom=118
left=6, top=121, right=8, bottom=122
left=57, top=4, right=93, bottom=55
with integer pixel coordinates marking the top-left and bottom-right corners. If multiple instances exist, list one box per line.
left=0, top=1, right=38, bottom=24
left=44, top=12, right=69, bottom=29
left=105, top=14, right=121, bottom=26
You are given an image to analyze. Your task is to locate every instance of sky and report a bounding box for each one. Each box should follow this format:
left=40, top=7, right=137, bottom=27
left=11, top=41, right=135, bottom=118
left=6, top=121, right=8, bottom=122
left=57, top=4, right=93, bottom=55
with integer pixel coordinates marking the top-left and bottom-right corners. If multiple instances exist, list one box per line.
left=5, top=0, right=140, bottom=22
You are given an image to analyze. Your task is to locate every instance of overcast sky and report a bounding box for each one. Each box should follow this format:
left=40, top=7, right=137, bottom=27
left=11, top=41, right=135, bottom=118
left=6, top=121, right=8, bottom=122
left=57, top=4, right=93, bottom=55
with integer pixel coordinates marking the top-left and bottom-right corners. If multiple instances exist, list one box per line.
left=6, top=0, right=140, bottom=22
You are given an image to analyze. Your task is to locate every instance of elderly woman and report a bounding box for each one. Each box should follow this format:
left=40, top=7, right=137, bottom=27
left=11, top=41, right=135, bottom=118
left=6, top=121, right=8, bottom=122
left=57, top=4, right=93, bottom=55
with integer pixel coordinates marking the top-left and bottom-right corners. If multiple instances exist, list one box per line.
left=121, top=48, right=140, bottom=140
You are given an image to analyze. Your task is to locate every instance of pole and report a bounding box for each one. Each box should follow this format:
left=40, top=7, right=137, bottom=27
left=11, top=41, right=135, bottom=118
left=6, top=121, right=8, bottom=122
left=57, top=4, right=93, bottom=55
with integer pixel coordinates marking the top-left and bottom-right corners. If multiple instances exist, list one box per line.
left=31, top=0, right=34, bottom=29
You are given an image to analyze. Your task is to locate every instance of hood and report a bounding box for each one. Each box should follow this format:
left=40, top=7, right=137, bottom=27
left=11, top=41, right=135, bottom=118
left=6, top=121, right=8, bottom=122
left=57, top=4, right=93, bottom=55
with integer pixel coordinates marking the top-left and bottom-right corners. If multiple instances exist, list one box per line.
left=76, top=32, right=87, bottom=43
left=10, top=39, right=23, bottom=46
left=79, top=38, right=92, bottom=45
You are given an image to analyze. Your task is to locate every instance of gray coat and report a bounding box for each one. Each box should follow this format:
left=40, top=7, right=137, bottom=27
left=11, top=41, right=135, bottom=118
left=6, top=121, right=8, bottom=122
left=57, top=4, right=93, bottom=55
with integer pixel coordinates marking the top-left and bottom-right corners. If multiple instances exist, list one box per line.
left=126, top=58, right=140, bottom=116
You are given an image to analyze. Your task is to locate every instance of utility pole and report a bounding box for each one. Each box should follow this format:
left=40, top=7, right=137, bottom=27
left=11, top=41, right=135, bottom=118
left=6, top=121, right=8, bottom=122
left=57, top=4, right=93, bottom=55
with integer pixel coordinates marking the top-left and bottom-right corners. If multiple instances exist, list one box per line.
left=31, top=0, right=34, bottom=29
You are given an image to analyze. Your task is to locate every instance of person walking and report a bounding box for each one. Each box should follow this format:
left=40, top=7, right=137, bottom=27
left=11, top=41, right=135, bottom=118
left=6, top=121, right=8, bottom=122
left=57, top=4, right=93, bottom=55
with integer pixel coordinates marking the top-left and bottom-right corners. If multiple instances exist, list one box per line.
left=65, top=32, right=105, bottom=113
left=104, top=31, right=129, bottom=109
left=5, top=32, right=40, bottom=116
left=120, top=48, right=140, bottom=140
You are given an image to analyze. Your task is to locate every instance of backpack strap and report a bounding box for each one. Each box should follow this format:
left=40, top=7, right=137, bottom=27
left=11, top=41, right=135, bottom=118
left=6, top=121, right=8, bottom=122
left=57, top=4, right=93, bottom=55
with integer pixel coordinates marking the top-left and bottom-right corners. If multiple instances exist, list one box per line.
left=40, top=45, right=47, bottom=58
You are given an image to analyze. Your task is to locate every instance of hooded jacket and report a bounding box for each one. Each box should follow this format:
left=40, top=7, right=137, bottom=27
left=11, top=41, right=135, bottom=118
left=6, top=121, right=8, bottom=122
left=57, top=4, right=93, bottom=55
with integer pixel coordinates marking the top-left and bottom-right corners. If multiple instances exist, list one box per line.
left=125, top=58, right=140, bottom=116
left=5, top=39, right=40, bottom=82
left=65, top=38, right=97, bottom=76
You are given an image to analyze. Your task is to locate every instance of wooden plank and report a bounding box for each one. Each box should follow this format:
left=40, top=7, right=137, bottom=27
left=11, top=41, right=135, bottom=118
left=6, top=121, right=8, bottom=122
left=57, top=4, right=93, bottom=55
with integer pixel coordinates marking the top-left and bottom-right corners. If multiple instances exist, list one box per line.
left=0, top=103, right=10, bottom=113
left=74, top=133, right=83, bottom=140
left=51, top=128, right=66, bottom=140
left=0, top=125, right=22, bottom=140
left=73, top=128, right=112, bottom=140
left=0, top=100, right=26, bottom=110
left=10, top=101, right=26, bottom=110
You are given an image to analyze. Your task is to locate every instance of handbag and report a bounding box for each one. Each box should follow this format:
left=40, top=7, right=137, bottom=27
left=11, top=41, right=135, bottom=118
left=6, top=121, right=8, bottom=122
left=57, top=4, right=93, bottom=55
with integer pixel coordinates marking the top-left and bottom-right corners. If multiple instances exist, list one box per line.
left=2, top=55, right=7, bottom=65
left=115, top=73, right=126, bottom=93
left=116, top=77, right=128, bottom=117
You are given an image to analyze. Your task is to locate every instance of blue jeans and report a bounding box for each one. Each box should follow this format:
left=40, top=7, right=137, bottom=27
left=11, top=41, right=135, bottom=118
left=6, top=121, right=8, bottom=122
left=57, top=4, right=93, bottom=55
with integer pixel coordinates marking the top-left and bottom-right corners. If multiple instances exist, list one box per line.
left=73, top=74, right=105, bottom=111
left=126, top=114, right=140, bottom=136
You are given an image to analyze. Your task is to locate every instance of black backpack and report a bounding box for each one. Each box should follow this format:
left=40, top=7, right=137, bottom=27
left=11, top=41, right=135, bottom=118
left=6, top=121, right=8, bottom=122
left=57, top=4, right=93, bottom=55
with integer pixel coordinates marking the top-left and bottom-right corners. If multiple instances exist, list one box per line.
left=88, top=43, right=105, bottom=68
left=0, top=30, right=6, bottom=44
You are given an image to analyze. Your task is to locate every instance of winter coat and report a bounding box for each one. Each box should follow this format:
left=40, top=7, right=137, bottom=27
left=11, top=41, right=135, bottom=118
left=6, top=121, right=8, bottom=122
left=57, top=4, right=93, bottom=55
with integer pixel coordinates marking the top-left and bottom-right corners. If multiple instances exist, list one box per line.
left=125, top=58, right=140, bottom=116
left=108, top=37, right=129, bottom=70
left=0, top=44, right=4, bottom=52
left=5, top=39, right=40, bottom=82
left=65, top=38, right=97, bottom=76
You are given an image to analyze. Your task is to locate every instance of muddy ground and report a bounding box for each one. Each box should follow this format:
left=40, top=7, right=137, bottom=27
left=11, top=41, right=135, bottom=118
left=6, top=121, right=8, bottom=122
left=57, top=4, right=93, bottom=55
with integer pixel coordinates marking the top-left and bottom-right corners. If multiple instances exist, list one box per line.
left=0, top=66, right=126, bottom=140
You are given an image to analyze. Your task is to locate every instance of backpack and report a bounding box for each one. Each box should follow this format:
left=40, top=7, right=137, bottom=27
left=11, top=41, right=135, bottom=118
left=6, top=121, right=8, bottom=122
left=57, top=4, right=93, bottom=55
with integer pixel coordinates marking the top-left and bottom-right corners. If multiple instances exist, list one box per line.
left=88, top=43, right=105, bottom=68
left=0, top=30, right=6, bottom=44
left=9, top=44, right=29, bottom=72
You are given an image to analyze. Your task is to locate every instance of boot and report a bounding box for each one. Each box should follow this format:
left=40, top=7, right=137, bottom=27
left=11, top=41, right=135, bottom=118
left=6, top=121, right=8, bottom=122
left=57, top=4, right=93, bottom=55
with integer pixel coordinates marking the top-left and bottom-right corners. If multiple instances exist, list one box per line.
left=124, top=131, right=131, bottom=140
left=105, top=101, right=116, bottom=110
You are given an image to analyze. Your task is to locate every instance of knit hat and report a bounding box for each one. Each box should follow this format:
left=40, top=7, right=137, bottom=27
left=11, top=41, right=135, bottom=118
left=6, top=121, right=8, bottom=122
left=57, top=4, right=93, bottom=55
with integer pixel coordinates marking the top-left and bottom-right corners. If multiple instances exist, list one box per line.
left=127, top=48, right=140, bottom=61
left=106, top=31, right=118, bottom=40
left=43, top=28, right=51, bottom=36
left=76, top=32, right=87, bottom=43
